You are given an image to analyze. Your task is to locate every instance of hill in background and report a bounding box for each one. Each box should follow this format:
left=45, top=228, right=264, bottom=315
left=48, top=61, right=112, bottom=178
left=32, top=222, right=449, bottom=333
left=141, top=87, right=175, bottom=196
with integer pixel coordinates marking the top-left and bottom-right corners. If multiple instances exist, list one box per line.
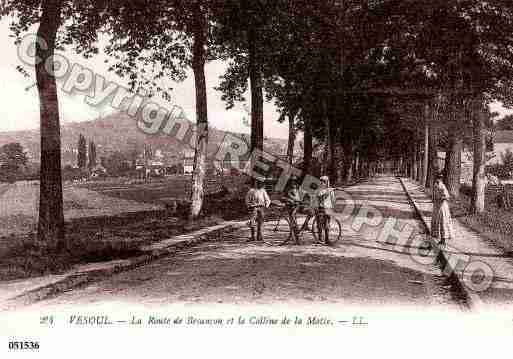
left=0, top=112, right=290, bottom=166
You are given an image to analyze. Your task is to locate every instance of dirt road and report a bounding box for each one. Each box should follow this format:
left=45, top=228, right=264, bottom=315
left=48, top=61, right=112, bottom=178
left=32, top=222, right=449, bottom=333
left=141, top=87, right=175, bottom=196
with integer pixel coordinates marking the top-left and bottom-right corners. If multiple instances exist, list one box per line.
left=28, top=176, right=463, bottom=310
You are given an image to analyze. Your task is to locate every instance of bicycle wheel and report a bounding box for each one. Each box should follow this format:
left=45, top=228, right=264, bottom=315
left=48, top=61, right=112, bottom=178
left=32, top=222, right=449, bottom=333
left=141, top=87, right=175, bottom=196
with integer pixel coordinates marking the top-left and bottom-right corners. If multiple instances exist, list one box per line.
left=294, top=214, right=312, bottom=238
left=311, top=215, right=342, bottom=245
left=272, top=216, right=284, bottom=232
left=263, top=216, right=293, bottom=246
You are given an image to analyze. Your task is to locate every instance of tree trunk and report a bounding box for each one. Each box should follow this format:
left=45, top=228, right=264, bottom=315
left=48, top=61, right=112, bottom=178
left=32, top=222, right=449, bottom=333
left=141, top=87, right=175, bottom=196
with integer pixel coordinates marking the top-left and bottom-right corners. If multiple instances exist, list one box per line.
left=335, top=143, right=344, bottom=184
left=471, top=100, right=486, bottom=214
left=328, top=110, right=337, bottom=183
left=286, top=109, right=298, bottom=165
left=321, top=143, right=328, bottom=175
left=444, top=124, right=462, bottom=198
left=329, top=130, right=338, bottom=183
left=416, top=141, right=423, bottom=182
left=344, top=139, right=353, bottom=183
left=303, top=115, right=313, bottom=176
left=36, top=0, right=65, bottom=246
left=422, top=105, right=429, bottom=187
left=88, top=141, right=97, bottom=169
left=354, top=152, right=360, bottom=179
left=320, top=97, right=330, bottom=177
left=412, top=141, right=418, bottom=181
left=248, top=26, right=264, bottom=155
left=345, top=157, right=353, bottom=183
left=189, top=4, right=209, bottom=219
left=77, top=134, right=87, bottom=169
left=426, top=121, right=438, bottom=189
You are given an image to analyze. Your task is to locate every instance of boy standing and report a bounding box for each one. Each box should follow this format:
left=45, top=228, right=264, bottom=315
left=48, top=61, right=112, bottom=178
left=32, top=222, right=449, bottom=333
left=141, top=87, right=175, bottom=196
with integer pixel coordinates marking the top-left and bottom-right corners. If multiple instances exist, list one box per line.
left=314, top=176, right=336, bottom=244
left=284, top=176, right=302, bottom=244
left=245, top=179, right=271, bottom=242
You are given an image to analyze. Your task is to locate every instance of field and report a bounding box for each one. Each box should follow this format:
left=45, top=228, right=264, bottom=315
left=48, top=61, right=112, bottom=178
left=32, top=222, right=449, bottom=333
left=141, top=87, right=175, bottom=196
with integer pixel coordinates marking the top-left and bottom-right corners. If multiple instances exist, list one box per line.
left=0, top=180, right=162, bottom=238
left=0, top=175, right=250, bottom=281
left=78, top=175, right=249, bottom=206
left=0, top=175, right=249, bottom=238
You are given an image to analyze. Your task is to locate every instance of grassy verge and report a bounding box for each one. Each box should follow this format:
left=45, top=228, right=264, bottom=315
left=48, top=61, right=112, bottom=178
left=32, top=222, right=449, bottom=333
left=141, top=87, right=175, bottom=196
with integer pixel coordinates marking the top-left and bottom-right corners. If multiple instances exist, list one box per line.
left=0, top=211, right=228, bottom=282
left=0, top=184, right=10, bottom=197
left=422, top=183, right=513, bottom=256
left=0, top=187, right=253, bottom=282
left=0, top=177, right=252, bottom=282
left=451, top=186, right=513, bottom=256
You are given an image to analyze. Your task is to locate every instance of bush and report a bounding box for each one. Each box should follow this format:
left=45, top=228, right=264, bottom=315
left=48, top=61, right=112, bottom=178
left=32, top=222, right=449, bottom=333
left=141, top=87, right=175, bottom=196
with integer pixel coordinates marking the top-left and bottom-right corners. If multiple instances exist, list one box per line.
left=488, top=149, right=513, bottom=179
left=62, top=165, right=88, bottom=181
left=0, top=172, right=16, bottom=183
left=460, top=184, right=473, bottom=198
left=487, top=163, right=509, bottom=179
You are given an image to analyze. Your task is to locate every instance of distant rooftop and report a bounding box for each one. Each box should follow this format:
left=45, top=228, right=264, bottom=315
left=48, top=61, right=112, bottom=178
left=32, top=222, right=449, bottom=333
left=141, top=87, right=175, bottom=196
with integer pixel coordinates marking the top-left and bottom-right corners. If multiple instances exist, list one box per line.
left=495, top=130, right=513, bottom=143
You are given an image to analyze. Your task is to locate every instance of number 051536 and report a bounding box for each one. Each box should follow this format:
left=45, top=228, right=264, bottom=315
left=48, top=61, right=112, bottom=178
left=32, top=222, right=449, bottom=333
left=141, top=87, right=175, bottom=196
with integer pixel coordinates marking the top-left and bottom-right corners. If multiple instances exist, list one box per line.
left=8, top=341, right=40, bottom=350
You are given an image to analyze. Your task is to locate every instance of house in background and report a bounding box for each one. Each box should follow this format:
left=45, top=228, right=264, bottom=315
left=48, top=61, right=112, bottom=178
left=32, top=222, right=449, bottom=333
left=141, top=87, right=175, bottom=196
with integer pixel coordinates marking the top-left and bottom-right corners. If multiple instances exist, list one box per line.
left=159, top=151, right=181, bottom=175
left=149, top=149, right=165, bottom=177
left=212, top=158, right=250, bottom=176
left=148, top=159, right=165, bottom=177
left=436, top=130, right=513, bottom=185
left=90, top=164, right=107, bottom=179
left=489, top=130, right=513, bottom=164
left=183, top=149, right=195, bottom=175
left=437, top=150, right=494, bottom=185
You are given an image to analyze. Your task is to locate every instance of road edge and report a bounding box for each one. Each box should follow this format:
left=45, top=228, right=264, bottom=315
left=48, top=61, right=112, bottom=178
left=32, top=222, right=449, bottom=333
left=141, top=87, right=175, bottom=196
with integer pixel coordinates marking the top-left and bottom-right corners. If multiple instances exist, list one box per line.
left=398, top=177, right=478, bottom=312
left=0, top=220, right=247, bottom=311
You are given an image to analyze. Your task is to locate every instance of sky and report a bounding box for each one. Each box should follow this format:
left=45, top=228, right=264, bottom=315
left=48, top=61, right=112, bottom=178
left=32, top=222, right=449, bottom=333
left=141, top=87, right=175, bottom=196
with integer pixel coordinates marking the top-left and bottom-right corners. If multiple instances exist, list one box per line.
left=0, top=20, right=288, bottom=138
left=1, top=19, right=513, bottom=138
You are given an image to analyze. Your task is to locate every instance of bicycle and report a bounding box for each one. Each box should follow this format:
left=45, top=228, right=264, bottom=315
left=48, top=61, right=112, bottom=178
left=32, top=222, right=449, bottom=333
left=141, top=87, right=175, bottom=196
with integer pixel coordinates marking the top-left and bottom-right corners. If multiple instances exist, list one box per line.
left=264, top=200, right=342, bottom=246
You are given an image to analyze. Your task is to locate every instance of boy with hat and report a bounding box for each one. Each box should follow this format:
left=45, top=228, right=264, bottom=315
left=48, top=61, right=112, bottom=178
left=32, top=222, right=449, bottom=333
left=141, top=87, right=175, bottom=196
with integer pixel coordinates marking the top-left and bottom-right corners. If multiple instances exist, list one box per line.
left=245, top=178, right=271, bottom=242
left=284, top=176, right=302, bottom=244
left=313, top=176, right=336, bottom=244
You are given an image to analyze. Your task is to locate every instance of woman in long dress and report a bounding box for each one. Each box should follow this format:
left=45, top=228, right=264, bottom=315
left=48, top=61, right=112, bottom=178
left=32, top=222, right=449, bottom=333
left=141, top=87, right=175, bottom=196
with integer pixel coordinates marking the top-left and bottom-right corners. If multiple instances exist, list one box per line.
left=431, top=173, right=454, bottom=246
